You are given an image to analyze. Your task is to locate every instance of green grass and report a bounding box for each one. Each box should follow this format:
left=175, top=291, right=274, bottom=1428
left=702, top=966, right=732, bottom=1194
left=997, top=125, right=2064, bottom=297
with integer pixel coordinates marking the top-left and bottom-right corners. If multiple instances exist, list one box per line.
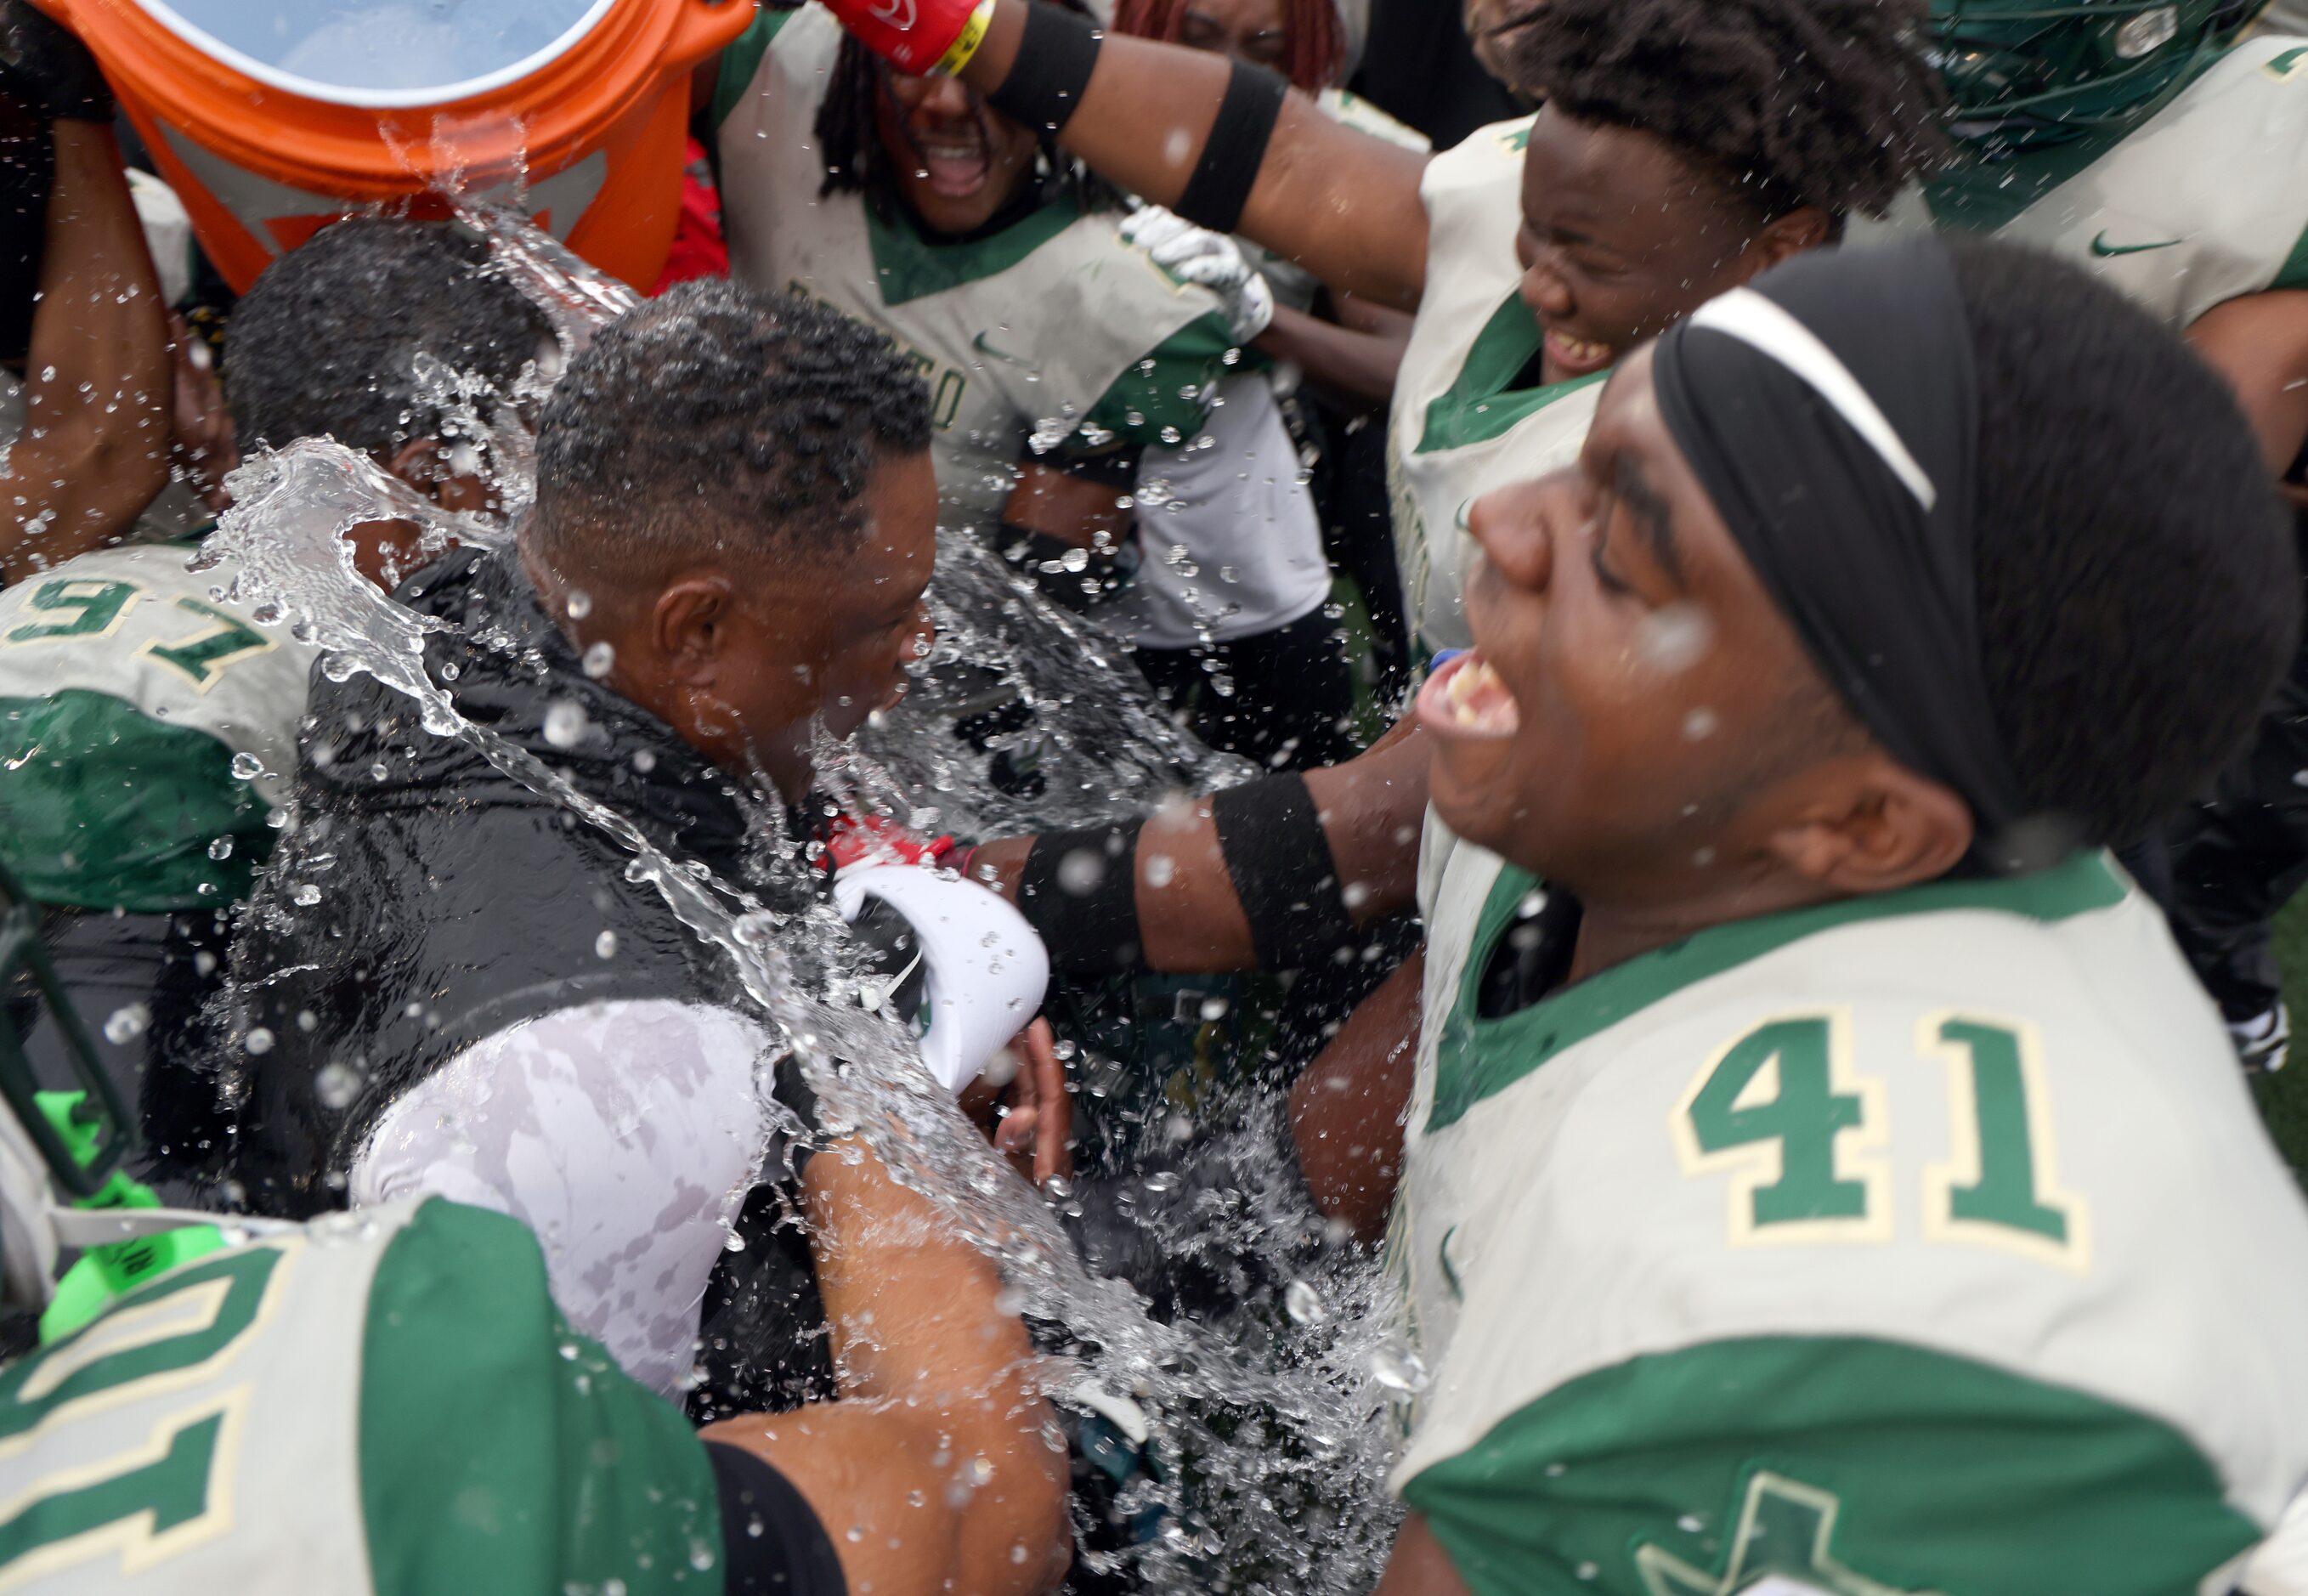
left=2265, top=893, right=2308, bottom=1180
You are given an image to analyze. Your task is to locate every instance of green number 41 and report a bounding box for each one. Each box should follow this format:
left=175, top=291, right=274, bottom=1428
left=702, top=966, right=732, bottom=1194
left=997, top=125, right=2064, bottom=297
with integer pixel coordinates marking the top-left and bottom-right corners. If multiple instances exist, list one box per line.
left=1672, top=1010, right=2089, bottom=1272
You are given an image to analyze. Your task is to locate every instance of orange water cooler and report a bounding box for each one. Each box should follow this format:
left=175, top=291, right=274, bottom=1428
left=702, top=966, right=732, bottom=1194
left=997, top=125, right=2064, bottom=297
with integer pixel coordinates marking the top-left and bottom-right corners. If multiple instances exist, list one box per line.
left=31, top=0, right=754, bottom=291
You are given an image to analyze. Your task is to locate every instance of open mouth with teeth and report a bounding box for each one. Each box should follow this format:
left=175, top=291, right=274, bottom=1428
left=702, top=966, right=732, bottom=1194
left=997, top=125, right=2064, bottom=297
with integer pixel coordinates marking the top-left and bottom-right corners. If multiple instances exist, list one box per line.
left=1417, top=650, right=1521, bottom=740
left=1542, top=326, right=1615, bottom=380
left=908, top=114, right=993, bottom=199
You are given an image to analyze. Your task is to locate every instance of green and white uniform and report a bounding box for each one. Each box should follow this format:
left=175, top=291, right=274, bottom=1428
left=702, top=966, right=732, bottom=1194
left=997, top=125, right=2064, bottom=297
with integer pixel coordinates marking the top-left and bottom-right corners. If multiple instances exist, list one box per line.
left=0, top=542, right=316, bottom=910
left=712, top=3, right=1332, bottom=647
left=1386, top=116, right=1601, bottom=653
left=1389, top=818, right=2308, bottom=1595
left=1857, top=35, right=2308, bottom=329
left=0, top=1197, right=721, bottom=1593
left=714, top=3, right=1237, bottom=535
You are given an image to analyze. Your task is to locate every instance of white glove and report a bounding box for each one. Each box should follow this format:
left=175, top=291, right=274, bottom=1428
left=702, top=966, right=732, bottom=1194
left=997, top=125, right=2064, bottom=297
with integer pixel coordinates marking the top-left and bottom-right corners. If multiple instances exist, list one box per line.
left=833, top=864, right=1052, bottom=1095
left=1121, top=205, right=1276, bottom=345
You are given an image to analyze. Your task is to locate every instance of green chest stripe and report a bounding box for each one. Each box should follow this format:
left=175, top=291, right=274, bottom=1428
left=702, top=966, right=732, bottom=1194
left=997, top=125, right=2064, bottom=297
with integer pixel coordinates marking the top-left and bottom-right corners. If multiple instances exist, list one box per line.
left=710, top=7, right=793, bottom=131
left=1401, top=1334, right=2258, bottom=1596
left=0, top=689, right=274, bottom=911
left=1418, top=292, right=1606, bottom=455
left=865, top=195, right=1084, bottom=307
left=1428, top=852, right=2127, bottom=1131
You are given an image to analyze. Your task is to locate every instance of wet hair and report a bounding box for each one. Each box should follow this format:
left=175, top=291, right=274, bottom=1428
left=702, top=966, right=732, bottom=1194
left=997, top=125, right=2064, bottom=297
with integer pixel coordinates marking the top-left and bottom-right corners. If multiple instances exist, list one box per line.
left=223, top=216, right=549, bottom=456
left=1112, top=0, right=1345, bottom=93
left=527, top=279, right=931, bottom=580
left=1949, top=237, right=2296, bottom=850
left=1497, top=0, right=1947, bottom=232
left=812, top=0, right=1111, bottom=217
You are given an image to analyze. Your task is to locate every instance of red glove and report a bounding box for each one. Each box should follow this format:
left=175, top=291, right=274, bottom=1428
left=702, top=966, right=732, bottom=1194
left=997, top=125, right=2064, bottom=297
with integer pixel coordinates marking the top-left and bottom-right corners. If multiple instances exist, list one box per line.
left=812, top=0, right=994, bottom=76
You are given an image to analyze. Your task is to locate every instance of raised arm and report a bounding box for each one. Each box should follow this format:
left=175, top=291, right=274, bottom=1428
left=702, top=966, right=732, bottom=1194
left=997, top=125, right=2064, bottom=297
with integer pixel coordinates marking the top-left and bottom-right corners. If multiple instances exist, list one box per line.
left=969, top=716, right=1431, bottom=973
left=702, top=1137, right=1070, bottom=1596
left=0, top=13, right=171, bottom=582
left=822, top=0, right=1434, bottom=310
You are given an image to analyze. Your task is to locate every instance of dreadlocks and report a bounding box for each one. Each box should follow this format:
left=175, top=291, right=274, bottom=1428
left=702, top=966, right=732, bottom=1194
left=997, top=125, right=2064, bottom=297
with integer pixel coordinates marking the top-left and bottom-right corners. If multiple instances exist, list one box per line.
left=1112, top=0, right=1346, bottom=94
left=812, top=0, right=1106, bottom=215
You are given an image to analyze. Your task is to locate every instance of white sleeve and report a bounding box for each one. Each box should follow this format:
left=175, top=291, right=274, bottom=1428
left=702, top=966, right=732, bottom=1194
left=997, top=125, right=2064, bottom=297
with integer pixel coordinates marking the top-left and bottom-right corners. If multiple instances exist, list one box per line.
left=349, top=999, right=776, bottom=1399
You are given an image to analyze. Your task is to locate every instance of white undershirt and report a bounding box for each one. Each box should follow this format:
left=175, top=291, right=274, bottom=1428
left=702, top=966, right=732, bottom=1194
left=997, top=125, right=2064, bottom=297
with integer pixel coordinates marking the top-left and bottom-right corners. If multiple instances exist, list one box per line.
left=1113, top=373, right=1332, bottom=648
left=350, top=999, right=775, bottom=1397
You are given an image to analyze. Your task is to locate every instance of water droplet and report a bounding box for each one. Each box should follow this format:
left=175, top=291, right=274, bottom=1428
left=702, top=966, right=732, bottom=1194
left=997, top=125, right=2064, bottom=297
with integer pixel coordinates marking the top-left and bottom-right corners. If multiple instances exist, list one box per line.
left=582, top=641, right=615, bottom=679
left=1682, top=707, right=1719, bottom=741
left=1143, top=852, right=1176, bottom=888
left=230, top=751, right=265, bottom=780
left=293, top=883, right=321, bottom=907
left=207, top=835, right=235, bottom=860
left=594, top=930, right=619, bottom=959
left=565, top=589, right=592, bottom=620
left=104, top=1004, right=150, bottom=1044
left=1057, top=849, right=1105, bottom=895
left=244, top=1027, right=275, bottom=1056
left=1284, top=1280, right=1327, bottom=1323
left=543, top=700, right=587, bottom=749
left=1371, top=1345, right=1432, bottom=1394
left=316, top=1061, right=364, bottom=1110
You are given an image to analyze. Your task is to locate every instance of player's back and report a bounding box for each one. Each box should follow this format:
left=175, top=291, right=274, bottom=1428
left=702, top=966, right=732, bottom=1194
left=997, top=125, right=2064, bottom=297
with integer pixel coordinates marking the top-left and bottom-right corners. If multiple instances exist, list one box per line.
left=0, top=1197, right=717, bottom=1593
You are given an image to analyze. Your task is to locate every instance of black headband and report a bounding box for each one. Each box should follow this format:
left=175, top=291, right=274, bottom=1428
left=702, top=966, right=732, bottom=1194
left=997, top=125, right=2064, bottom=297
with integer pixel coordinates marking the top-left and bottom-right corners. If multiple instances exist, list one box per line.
left=1651, top=236, right=2028, bottom=843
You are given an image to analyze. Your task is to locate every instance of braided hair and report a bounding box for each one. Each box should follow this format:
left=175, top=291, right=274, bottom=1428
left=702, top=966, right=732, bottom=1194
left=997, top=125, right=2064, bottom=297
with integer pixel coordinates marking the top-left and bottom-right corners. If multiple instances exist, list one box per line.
left=812, top=0, right=1109, bottom=217
left=1111, top=0, right=1345, bottom=93
left=1499, top=0, right=1948, bottom=229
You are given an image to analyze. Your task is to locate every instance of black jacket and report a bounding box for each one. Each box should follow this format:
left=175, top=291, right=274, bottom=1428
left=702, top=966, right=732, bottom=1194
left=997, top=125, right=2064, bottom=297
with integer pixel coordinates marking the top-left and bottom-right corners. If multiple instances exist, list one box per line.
left=224, top=545, right=831, bottom=1413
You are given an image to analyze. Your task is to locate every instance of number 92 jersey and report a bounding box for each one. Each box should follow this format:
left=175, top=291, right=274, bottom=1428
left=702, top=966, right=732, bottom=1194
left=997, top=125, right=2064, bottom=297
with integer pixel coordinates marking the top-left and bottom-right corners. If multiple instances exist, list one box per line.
left=0, top=544, right=319, bottom=911
left=0, top=1198, right=721, bottom=1594
left=1387, top=816, right=2308, bottom=1596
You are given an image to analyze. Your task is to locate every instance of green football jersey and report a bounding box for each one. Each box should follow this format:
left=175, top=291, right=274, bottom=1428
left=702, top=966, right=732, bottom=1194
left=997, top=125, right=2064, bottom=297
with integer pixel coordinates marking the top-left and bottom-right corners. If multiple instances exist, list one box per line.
left=713, top=3, right=1239, bottom=535
left=1384, top=117, right=1603, bottom=652
left=1853, top=34, right=2308, bottom=331
left=0, top=542, right=319, bottom=911
left=1389, top=817, right=2308, bottom=1596
left=0, top=1197, right=721, bottom=1594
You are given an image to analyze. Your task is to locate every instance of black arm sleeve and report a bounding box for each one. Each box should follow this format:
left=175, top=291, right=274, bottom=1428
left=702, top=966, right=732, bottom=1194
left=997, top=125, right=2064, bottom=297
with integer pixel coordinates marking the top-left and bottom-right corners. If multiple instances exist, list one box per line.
left=707, top=1441, right=850, bottom=1596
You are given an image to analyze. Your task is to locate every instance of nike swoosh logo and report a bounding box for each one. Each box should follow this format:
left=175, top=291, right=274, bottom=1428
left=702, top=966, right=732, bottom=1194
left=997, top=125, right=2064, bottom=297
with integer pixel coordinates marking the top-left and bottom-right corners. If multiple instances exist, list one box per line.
left=972, top=331, right=1039, bottom=372
left=2090, top=232, right=2183, bottom=257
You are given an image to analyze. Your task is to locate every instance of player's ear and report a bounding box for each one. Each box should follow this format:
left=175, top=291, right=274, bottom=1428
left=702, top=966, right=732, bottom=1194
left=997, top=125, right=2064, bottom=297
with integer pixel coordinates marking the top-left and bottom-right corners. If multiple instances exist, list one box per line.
left=652, top=575, right=734, bottom=688
left=1762, top=752, right=1974, bottom=897
left=1751, top=206, right=1832, bottom=270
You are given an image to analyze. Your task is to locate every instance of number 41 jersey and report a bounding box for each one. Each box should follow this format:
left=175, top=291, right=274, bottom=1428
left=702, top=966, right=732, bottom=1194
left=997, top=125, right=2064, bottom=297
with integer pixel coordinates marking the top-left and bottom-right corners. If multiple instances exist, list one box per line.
left=0, top=1198, right=721, bottom=1594
left=1389, top=818, right=2308, bottom=1596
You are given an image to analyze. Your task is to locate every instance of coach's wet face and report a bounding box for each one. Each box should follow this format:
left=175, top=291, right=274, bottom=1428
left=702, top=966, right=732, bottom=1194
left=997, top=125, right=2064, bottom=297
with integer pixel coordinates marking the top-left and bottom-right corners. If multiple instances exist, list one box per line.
left=1417, top=344, right=1836, bottom=901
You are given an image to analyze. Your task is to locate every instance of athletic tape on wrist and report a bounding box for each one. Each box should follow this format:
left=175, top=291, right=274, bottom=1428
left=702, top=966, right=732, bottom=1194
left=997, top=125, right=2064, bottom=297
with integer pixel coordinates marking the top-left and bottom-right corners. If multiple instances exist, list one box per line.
left=1174, top=60, right=1288, bottom=235
left=1016, top=818, right=1147, bottom=972
left=985, top=1, right=1104, bottom=133
left=1210, top=773, right=1355, bottom=969
left=936, top=0, right=999, bottom=74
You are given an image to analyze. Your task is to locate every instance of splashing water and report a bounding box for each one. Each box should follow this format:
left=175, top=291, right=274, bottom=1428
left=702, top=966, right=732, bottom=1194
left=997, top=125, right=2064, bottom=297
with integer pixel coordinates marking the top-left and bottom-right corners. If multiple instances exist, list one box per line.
left=199, top=201, right=1400, bottom=1591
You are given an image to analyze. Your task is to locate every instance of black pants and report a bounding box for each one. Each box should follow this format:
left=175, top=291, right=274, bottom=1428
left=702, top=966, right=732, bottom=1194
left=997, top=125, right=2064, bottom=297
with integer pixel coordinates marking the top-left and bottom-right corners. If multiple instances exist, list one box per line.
left=1134, top=603, right=1360, bottom=770
left=2164, top=538, right=2308, bottom=1022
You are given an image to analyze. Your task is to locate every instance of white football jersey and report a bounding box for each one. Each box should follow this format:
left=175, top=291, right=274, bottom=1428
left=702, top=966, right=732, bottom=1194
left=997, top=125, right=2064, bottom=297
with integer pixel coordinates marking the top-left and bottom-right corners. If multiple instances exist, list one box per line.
left=1385, top=116, right=1603, bottom=652
left=1855, top=36, right=2308, bottom=331
left=1387, top=816, right=2308, bottom=1594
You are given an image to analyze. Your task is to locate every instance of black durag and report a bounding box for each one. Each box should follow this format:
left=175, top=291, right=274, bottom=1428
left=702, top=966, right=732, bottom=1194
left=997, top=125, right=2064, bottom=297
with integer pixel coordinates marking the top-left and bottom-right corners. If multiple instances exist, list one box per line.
left=1650, top=235, right=2028, bottom=846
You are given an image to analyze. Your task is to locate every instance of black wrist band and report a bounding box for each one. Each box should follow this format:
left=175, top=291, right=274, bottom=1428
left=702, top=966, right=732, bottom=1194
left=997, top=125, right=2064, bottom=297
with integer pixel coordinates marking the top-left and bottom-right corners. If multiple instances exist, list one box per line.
left=1210, top=773, right=1355, bottom=968
left=1017, top=818, right=1147, bottom=971
left=1174, top=59, right=1287, bottom=235
left=772, top=1051, right=823, bottom=1176
left=705, top=1443, right=847, bottom=1596
left=985, top=0, right=1103, bottom=134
